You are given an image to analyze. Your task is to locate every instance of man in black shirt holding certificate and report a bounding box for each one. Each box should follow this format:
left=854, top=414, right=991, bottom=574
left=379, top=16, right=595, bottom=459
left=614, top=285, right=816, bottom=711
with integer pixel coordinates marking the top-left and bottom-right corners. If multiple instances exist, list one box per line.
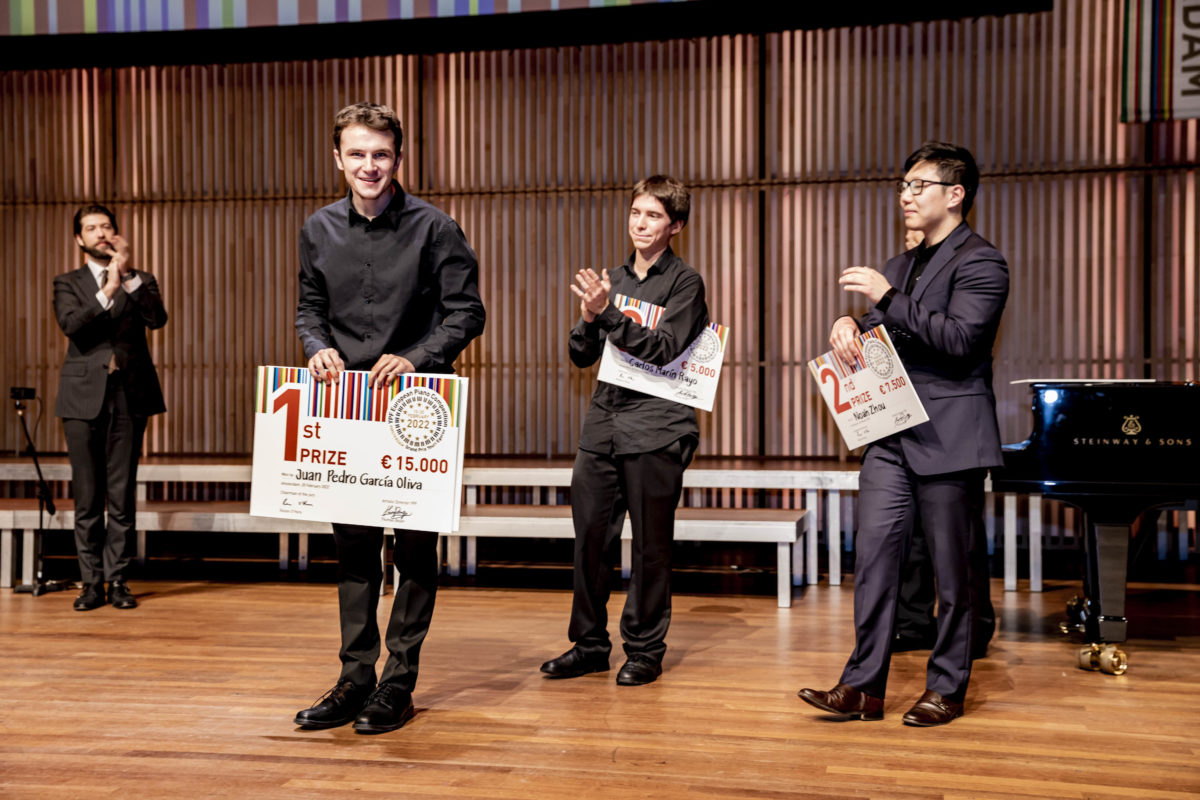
left=540, top=175, right=710, bottom=686
left=292, top=102, right=485, bottom=734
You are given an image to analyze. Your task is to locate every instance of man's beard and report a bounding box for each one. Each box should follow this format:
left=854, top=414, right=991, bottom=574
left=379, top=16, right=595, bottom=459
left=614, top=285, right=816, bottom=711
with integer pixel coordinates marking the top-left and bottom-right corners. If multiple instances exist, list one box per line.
left=80, top=243, right=113, bottom=262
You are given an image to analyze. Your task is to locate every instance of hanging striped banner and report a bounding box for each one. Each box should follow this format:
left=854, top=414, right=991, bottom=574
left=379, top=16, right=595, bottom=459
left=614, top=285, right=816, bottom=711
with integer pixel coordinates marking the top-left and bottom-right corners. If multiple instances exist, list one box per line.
left=1121, top=0, right=1200, bottom=121
left=0, top=0, right=695, bottom=36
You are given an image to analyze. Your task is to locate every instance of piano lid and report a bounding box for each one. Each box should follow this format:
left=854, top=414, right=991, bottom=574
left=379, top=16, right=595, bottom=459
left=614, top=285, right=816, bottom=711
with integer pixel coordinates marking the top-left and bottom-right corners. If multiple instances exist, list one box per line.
left=1009, top=378, right=1155, bottom=385
left=993, top=380, right=1200, bottom=493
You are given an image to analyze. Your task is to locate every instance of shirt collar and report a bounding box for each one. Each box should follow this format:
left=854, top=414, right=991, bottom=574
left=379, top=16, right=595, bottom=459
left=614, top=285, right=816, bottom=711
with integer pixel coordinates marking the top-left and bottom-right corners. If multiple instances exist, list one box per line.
left=622, top=245, right=677, bottom=278
left=346, top=181, right=406, bottom=229
left=914, top=237, right=943, bottom=262
left=85, top=259, right=108, bottom=282
left=918, top=221, right=968, bottom=257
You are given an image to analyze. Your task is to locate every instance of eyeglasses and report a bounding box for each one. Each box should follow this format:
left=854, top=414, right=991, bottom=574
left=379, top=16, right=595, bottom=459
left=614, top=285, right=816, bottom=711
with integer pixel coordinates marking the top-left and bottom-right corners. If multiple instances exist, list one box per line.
left=895, top=178, right=955, bottom=196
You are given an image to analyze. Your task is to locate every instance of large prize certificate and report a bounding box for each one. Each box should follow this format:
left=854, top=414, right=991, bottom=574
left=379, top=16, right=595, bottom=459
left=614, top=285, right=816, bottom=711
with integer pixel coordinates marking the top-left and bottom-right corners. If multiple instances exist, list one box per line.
left=250, top=366, right=468, bottom=532
left=807, top=325, right=928, bottom=449
left=596, top=293, right=730, bottom=411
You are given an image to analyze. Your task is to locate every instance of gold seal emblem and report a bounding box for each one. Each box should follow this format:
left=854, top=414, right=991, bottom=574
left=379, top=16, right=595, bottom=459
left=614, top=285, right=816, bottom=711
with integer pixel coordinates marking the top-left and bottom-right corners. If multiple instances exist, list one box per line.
left=1120, top=415, right=1141, bottom=436
left=386, top=387, right=450, bottom=452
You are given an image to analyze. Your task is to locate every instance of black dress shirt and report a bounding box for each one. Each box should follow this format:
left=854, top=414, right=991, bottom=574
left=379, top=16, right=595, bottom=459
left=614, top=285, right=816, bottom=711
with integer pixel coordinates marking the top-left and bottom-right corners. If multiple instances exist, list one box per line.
left=903, top=235, right=946, bottom=294
left=296, top=184, right=486, bottom=372
left=569, top=247, right=710, bottom=455
left=876, top=223, right=960, bottom=313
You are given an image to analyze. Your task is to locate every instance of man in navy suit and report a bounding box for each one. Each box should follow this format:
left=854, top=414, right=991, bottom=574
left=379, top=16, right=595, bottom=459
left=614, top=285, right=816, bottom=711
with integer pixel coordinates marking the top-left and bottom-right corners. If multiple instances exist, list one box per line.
left=54, top=204, right=168, bottom=611
left=798, top=142, right=1009, bottom=726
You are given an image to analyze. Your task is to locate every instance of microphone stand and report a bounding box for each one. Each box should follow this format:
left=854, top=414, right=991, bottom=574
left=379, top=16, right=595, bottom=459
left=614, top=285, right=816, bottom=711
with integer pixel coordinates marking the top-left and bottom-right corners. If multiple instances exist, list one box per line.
left=12, top=397, right=72, bottom=595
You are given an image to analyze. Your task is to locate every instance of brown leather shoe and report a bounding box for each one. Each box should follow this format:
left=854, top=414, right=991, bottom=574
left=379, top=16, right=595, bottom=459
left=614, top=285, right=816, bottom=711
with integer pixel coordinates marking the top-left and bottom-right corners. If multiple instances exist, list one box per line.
left=797, top=683, right=883, bottom=721
left=901, top=689, right=963, bottom=727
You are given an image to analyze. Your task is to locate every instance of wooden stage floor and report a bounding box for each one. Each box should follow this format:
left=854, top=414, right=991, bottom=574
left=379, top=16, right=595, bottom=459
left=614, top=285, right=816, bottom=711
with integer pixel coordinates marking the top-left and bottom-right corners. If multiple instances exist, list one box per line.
left=1, top=580, right=1198, bottom=799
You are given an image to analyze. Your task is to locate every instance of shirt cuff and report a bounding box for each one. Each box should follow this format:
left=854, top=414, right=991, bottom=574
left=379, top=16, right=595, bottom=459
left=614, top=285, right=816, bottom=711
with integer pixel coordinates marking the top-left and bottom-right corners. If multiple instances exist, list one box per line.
left=875, top=287, right=898, bottom=312
left=94, top=289, right=114, bottom=311
left=594, top=303, right=625, bottom=330
left=121, top=273, right=143, bottom=294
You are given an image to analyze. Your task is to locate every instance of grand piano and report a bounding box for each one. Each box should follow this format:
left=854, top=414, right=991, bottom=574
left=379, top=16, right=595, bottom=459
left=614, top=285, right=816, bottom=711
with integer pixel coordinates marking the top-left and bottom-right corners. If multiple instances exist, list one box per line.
left=990, top=380, right=1200, bottom=673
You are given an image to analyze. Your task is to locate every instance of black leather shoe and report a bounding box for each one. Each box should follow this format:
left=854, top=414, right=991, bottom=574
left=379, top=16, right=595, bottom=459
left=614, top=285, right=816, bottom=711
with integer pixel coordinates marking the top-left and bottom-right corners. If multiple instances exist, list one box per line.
left=108, top=581, right=137, bottom=609
left=73, top=583, right=105, bottom=611
left=353, top=683, right=415, bottom=734
left=294, top=680, right=373, bottom=730
left=901, top=689, right=964, bottom=727
left=540, top=648, right=610, bottom=679
left=615, top=656, right=662, bottom=686
left=797, top=683, right=884, bottom=720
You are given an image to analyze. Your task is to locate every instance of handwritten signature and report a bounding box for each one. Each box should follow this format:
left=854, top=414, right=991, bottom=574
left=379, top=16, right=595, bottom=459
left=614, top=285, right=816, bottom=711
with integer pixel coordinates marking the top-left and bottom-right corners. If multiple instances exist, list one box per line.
left=382, top=506, right=412, bottom=523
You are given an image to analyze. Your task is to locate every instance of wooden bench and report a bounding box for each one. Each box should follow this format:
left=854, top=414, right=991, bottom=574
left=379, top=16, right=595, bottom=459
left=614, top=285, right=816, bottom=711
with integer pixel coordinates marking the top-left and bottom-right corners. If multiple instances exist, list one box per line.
left=0, top=499, right=331, bottom=590
left=0, top=499, right=804, bottom=606
left=453, top=463, right=847, bottom=587
left=1, top=457, right=1059, bottom=593
left=458, top=504, right=807, bottom=607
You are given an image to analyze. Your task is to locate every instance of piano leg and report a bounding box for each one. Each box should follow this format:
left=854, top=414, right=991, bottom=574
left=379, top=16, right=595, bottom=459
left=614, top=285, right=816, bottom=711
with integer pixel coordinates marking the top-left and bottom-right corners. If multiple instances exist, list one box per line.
left=1083, top=522, right=1130, bottom=644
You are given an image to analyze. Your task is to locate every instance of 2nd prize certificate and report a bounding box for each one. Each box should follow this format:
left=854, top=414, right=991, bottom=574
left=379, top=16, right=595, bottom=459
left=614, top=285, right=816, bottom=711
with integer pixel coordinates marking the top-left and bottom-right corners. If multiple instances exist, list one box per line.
left=808, top=325, right=928, bottom=449
left=596, top=293, right=730, bottom=411
left=250, top=366, right=468, bottom=531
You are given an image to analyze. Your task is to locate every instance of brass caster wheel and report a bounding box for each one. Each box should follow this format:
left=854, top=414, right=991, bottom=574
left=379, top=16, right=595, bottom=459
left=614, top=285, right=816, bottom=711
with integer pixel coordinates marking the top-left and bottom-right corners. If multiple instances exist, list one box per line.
left=1077, top=644, right=1102, bottom=671
left=1059, top=620, right=1084, bottom=635
left=1077, top=644, right=1128, bottom=675
left=1098, top=645, right=1127, bottom=675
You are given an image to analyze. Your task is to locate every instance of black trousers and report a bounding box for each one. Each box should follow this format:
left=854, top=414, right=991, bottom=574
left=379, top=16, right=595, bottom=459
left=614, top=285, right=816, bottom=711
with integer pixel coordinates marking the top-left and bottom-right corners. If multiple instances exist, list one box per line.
left=840, top=438, right=988, bottom=701
left=568, top=439, right=693, bottom=664
left=896, top=519, right=996, bottom=648
left=332, top=524, right=439, bottom=691
left=62, top=375, right=147, bottom=585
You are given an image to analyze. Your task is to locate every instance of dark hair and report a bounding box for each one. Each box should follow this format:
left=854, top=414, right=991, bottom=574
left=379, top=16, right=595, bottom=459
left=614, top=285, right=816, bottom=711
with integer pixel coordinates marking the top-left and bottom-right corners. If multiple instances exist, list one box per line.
left=332, top=102, right=404, bottom=152
left=631, top=174, right=691, bottom=226
left=73, top=203, right=118, bottom=236
left=903, top=141, right=980, bottom=216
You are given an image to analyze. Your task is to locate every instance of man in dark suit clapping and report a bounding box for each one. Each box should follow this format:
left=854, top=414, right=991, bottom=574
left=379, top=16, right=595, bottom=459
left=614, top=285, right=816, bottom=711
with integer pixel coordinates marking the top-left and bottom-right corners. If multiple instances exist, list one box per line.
left=54, top=204, right=167, bottom=611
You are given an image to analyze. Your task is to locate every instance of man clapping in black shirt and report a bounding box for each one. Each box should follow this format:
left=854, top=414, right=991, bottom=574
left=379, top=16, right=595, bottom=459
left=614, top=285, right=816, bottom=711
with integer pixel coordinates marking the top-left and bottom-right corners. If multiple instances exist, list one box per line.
left=540, top=175, right=709, bottom=687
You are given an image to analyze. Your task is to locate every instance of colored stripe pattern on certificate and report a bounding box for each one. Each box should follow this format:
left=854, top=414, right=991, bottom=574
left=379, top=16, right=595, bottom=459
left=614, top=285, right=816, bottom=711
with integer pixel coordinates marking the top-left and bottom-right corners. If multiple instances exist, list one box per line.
left=707, top=322, right=730, bottom=351
left=255, top=366, right=464, bottom=427
left=806, top=326, right=889, bottom=380
left=612, top=293, right=665, bottom=330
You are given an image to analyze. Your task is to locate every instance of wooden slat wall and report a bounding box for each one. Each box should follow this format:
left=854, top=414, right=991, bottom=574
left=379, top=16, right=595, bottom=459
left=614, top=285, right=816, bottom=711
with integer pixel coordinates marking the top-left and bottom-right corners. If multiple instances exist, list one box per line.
left=1, top=0, right=1196, bottom=460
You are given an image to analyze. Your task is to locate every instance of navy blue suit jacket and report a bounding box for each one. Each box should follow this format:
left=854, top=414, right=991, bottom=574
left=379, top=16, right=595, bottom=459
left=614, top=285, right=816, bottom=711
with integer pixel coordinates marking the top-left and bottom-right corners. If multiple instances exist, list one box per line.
left=855, top=223, right=1009, bottom=475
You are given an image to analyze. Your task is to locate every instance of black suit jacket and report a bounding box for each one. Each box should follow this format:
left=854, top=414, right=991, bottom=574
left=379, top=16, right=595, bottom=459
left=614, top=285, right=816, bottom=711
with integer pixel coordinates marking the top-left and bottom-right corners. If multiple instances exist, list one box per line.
left=53, top=266, right=168, bottom=420
left=855, top=223, right=1009, bottom=475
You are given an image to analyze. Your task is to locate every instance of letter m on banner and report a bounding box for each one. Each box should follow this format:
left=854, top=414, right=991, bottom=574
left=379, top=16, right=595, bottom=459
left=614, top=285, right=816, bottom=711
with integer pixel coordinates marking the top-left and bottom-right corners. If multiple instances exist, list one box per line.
left=1122, top=0, right=1200, bottom=121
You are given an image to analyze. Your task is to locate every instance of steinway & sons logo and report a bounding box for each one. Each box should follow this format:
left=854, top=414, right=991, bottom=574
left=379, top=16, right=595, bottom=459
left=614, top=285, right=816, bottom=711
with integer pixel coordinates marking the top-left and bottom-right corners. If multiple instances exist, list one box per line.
left=1070, top=414, right=1192, bottom=448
